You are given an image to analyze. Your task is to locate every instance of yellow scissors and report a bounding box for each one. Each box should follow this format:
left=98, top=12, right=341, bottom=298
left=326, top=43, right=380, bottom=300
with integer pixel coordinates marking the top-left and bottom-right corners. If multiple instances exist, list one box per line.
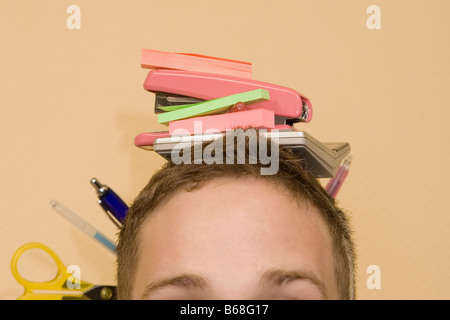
left=11, top=242, right=117, bottom=300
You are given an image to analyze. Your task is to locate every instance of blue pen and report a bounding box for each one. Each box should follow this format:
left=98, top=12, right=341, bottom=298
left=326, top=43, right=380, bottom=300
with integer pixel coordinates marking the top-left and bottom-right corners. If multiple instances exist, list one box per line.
left=49, top=200, right=117, bottom=254
left=90, top=178, right=128, bottom=227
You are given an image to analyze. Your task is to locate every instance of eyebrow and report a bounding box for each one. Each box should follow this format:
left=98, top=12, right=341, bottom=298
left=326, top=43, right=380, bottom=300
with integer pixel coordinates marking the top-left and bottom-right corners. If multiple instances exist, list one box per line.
left=259, top=268, right=328, bottom=300
left=141, top=274, right=211, bottom=299
left=141, top=268, right=327, bottom=299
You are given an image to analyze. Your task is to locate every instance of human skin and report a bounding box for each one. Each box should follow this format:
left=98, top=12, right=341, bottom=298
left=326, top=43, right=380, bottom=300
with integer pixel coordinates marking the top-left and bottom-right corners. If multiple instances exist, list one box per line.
left=131, top=176, right=339, bottom=300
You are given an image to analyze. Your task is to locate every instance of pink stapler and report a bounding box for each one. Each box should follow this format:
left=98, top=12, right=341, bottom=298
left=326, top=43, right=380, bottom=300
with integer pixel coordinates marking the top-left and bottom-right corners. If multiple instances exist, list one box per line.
left=144, top=69, right=312, bottom=124
left=134, top=108, right=294, bottom=150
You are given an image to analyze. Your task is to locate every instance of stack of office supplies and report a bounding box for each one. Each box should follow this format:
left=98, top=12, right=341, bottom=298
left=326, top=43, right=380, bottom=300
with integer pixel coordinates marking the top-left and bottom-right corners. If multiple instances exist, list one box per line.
left=135, top=48, right=351, bottom=179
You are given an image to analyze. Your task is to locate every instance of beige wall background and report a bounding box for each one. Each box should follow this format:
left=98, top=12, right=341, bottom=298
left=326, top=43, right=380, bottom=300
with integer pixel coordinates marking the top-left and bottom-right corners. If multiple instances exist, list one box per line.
left=1, top=0, right=449, bottom=300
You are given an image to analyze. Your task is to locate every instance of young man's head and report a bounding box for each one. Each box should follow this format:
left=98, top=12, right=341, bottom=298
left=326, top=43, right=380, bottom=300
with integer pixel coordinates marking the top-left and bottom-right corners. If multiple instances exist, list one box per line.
left=116, top=131, right=356, bottom=299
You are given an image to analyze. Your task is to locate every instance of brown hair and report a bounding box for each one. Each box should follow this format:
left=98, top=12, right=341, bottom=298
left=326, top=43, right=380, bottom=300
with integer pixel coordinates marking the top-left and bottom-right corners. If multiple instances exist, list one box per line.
left=116, top=131, right=356, bottom=299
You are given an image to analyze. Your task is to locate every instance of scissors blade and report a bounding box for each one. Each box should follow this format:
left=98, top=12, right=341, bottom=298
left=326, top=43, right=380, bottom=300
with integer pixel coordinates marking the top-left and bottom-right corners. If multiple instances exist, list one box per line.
left=83, top=285, right=117, bottom=300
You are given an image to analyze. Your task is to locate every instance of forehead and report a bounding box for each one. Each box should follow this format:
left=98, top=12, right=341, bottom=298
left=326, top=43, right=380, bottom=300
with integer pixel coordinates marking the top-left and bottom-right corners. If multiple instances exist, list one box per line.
left=134, top=177, right=337, bottom=298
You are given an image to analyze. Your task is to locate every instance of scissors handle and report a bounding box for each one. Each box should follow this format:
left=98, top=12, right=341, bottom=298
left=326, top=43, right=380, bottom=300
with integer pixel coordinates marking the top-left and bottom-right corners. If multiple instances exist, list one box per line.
left=11, top=242, right=69, bottom=292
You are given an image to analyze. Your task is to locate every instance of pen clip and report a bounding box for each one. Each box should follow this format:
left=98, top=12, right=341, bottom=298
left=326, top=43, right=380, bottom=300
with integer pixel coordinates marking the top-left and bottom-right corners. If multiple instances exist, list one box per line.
left=98, top=200, right=122, bottom=228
